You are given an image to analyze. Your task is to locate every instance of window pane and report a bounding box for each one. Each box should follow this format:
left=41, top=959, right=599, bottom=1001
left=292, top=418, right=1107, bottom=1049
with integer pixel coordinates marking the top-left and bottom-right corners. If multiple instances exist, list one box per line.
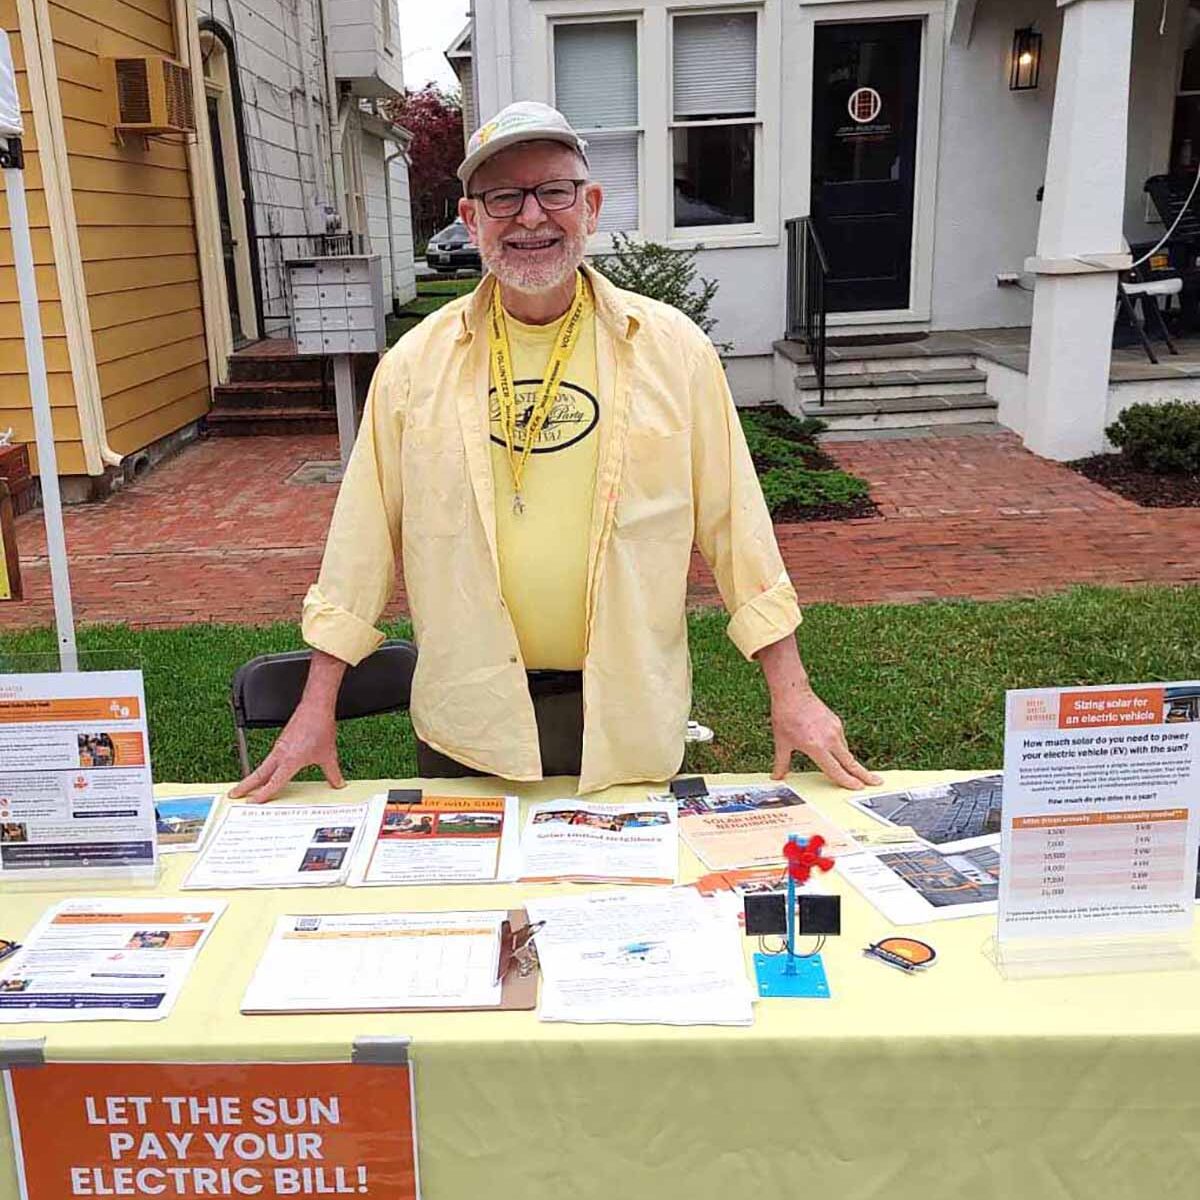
left=555, top=21, right=638, bottom=129
left=590, top=132, right=640, bottom=231
left=673, top=125, right=754, bottom=227
left=674, top=12, right=756, bottom=119
left=1181, top=4, right=1200, bottom=92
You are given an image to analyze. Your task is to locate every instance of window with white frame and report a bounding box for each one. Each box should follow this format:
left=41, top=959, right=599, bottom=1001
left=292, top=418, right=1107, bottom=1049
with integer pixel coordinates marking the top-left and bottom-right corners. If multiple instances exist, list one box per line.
left=553, top=20, right=641, bottom=232
left=671, top=10, right=757, bottom=228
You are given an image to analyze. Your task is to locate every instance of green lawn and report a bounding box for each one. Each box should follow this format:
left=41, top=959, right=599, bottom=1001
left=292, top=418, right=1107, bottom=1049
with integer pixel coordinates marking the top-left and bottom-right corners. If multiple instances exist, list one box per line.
left=1, top=585, right=1196, bottom=784
left=387, top=277, right=480, bottom=344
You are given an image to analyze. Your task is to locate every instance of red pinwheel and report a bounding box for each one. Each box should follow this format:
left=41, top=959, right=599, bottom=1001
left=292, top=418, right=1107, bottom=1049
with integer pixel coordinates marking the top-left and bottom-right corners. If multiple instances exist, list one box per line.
left=782, top=835, right=835, bottom=885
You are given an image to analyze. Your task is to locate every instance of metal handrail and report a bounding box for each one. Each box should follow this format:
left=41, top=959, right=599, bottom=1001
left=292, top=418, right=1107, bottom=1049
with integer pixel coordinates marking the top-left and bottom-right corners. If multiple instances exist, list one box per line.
left=784, top=216, right=828, bottom=406
left=254, top=232, right=368, bottom=324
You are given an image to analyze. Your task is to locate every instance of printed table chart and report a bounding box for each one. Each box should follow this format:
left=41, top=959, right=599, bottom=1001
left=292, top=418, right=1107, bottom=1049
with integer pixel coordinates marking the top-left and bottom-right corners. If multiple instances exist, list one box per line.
left=1008, top=809, right=1191, bottom=904
left=5, top=771, right=1200, bottom=1200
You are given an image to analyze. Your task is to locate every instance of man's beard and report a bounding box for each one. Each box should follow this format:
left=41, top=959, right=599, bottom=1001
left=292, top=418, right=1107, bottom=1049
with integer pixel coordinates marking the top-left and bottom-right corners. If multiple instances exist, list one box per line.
left=479, top=223, right=589, bottom=294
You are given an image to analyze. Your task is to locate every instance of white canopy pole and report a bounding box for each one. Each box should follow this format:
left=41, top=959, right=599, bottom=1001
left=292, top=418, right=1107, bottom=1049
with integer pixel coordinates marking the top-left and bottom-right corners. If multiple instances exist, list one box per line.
left=1, top=29, right=78, bottom=670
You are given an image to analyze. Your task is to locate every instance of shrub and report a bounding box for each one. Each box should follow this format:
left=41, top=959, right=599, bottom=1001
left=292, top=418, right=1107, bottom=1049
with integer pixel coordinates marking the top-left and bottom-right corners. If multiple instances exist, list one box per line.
left=590, top=233, right=730, bottom=352
left=1106, top=401, right=1200, bottom=475
left=737, top=406, right=870, bottom=518
left=758, top=463, right=871, bottom=514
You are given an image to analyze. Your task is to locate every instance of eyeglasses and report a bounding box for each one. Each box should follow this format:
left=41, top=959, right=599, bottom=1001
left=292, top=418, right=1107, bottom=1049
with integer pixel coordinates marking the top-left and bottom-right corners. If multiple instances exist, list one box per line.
left=469, top=179, right=585, bottom=220
left=0, top=939, right=21, bottom=964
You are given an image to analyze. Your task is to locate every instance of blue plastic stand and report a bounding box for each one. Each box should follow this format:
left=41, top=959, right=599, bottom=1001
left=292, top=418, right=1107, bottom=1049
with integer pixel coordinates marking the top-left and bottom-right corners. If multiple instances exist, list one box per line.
left=751, top=834, right=831, bottom=998
left=753, top=951, right=830, bottom=998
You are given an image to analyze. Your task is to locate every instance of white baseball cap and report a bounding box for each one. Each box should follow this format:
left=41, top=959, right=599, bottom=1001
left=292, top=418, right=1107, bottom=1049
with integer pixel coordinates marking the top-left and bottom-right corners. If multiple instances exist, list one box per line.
left=458, top=101, right=589, bottom=187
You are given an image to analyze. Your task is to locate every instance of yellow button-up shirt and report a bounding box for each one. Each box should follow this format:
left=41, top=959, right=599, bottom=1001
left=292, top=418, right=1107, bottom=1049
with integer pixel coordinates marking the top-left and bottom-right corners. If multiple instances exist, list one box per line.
left=301, top=264, right=802, bottom=793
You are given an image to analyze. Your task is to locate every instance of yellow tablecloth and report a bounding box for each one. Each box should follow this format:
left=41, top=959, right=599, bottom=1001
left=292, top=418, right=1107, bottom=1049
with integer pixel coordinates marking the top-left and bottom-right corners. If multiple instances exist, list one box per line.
left=3, top=771, right=1200, bottom=1200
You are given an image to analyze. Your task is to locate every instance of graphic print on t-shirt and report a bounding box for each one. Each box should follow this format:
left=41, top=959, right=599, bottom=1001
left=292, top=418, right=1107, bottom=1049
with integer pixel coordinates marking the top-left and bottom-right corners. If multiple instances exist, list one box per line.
left=488, top=379, right=599, bottom=453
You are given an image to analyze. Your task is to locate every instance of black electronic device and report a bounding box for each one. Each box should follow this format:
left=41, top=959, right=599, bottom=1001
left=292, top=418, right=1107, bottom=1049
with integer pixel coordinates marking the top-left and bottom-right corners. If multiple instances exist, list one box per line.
left=386, top=789, right=423, bottom=804
left=669, top=776, right=709, bottom=800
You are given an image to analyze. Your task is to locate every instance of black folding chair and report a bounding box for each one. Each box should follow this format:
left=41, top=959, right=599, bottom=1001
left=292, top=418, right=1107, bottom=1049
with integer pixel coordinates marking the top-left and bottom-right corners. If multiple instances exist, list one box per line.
left=1116, top=238, right=1182, bottom=364
left=230, top=639, right=418, bottom=775
left=1143, top=173, right=1200, bottom=330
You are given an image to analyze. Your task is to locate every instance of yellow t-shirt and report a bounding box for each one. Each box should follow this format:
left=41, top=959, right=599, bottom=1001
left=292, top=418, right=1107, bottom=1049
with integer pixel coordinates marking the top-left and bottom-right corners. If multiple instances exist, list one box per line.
left=489, top=293, right=600, bottom=671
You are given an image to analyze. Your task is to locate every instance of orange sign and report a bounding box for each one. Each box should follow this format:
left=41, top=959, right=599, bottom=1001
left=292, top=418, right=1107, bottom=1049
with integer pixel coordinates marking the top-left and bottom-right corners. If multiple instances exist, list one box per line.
left=1058, top=687, right=1164, bottom=730
left=0, top=696, right=142, bottom=724
left=6, top=1062, right=418, bottom=1200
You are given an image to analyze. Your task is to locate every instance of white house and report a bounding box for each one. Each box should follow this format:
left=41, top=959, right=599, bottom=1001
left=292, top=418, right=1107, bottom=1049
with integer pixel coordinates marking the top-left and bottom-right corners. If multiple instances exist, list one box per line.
left=195, top=0, right=417, bottom=346
left=465, top=0, right=1200, bottom=459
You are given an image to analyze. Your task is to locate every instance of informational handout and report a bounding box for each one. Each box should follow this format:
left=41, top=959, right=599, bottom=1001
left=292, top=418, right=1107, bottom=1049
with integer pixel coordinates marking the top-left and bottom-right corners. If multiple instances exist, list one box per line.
left=999, top=682, right=1200, bottom=941
left=182, top=802, right=368, bottom=890
left=850, top=774, right=1004, bottom=845
left=241, top=911, right=506, bottom=1013
left=839, top=836, right=1000, bottom=925
left=526, top=889, right=753, bottom=1026
left=518, top=799, right=679, bottom=884
left=349, top=791, right=519, bottom=886
left=654, top=783, right=858, bottom=872
left=0, top=897, right=224, bottom=1022
left=0, top=671, right=158, bottom=882
left=154, top=793, right=219, bottom=854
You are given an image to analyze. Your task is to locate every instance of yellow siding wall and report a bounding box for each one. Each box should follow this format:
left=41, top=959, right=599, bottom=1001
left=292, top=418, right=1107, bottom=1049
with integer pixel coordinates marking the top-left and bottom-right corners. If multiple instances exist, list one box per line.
left=0, top=0, right=86, bottom=475
left=48, top=0, right=210, bottom=461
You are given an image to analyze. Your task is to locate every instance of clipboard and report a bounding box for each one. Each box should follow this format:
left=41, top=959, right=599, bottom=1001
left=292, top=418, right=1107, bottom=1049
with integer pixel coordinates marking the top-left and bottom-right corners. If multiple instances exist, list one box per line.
left=241, top=909, right=538, bottom=1015
left=418, top=908, right=538, bottom=1013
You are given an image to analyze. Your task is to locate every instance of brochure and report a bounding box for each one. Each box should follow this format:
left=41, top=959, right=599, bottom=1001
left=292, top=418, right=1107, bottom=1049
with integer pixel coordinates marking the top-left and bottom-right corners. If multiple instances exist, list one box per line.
left=0, top=897, right=225, bottom=1022
left=0, top=671, right=158, bottom=883
left=348, top=791, right=519, bottom=886
left=999, top=682, right=1200, bottom=942
left=518, top=799, right=679, bottom=884
left=241, top=911, right=507, bottom=1013
left=154, top=793, right=220, bottom=854
left=654, top=783, right=858, bottom=872
left=849, top=774, right=1004, bottom=845
left=838, top=836, right=1001, bottom=925
left=526, top=889, right=754, bottom=1026
left=181, top=801, right=369, bottom=890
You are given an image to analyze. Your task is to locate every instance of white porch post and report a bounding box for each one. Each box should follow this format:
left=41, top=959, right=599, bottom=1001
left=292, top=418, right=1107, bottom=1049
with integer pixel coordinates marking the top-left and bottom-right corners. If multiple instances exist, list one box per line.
left=1023, top=0, right=1135, bottom=461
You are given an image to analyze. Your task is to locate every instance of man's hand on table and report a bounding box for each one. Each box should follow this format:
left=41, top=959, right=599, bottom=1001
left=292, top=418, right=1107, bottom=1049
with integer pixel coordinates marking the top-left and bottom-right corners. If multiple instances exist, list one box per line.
left=229, top=649, right=349, bottom=804
left=755, top=634, right=882, bottom=791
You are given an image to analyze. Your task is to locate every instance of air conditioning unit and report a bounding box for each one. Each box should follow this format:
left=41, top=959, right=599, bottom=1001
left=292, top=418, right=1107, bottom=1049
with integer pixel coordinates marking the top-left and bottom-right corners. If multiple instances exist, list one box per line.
left=102, top=56, right=196, bottom=135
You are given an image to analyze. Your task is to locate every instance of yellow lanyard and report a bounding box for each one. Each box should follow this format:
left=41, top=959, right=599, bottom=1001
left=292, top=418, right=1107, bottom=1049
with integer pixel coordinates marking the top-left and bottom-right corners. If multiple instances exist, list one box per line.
left=487, top=271, right=588, bottom=514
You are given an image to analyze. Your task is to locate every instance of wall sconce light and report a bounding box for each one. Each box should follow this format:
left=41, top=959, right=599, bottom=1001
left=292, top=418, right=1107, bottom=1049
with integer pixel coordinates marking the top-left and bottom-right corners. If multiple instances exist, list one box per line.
left=1010, top=27, right=1042, bottom=91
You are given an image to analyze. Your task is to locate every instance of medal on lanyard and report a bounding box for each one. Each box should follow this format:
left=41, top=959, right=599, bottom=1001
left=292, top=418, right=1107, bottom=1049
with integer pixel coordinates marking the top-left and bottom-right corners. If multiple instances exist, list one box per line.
left=487, top=271, right=588, bottom=514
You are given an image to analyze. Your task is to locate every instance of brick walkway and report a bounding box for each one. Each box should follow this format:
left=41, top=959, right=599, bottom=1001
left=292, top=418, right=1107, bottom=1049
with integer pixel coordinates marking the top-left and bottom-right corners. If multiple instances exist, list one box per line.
left=1, top=430, right=1198, bottom=632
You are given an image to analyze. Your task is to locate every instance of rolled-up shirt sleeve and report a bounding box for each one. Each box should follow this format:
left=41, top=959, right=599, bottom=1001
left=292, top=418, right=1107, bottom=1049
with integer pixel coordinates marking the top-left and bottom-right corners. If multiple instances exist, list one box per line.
left=301, top=349, right=407, bottom=665
left=689, top=335, right=802, bottom=661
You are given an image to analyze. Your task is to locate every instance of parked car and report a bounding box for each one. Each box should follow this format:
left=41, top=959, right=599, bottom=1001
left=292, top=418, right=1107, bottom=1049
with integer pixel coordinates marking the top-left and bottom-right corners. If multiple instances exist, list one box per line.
left=425, top=220, right=481, bottom=271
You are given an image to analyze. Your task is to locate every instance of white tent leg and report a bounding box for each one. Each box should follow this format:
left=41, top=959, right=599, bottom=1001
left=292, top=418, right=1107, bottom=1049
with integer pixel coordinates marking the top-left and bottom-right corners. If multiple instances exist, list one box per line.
left=4, top=146, right=78, bottom=671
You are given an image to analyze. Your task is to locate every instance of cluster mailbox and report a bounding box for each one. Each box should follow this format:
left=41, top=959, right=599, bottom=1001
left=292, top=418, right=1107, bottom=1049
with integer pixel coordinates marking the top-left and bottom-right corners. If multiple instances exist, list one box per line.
left=287, top=254, right=386, bottom=356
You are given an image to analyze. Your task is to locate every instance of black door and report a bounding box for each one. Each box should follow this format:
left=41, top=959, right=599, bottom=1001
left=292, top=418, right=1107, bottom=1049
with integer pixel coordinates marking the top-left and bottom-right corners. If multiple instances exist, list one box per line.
left=811, top=20, right=922, bottom=313
left=207, top=95, right=244, bottom=345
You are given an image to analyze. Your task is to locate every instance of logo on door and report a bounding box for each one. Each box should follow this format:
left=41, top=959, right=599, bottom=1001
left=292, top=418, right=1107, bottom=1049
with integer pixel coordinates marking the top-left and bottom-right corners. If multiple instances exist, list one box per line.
left=847, top=87, right=883, bottom=124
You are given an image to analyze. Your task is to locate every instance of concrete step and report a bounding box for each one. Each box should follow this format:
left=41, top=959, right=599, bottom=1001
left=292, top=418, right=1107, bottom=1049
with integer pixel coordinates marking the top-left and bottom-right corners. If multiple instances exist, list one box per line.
left=211, top=380, right=329, bottom=410
left=794, top=393, right=998, bottom=432
left=818, top=353, right=977, bottom=376
left=796, top=367, right=989, bottom=403
left=820, top=421, right=1003, bottom=442
left=205, top=406, right=339, bottom=436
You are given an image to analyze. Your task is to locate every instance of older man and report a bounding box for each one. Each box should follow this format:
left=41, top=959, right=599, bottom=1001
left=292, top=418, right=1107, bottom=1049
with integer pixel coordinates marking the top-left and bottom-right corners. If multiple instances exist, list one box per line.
left=232, top=101, right=879, bottom=802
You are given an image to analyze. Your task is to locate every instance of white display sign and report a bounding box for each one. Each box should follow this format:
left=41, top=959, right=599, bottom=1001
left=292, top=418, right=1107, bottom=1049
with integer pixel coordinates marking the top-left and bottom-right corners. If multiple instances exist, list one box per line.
left=0, top=671, right=158, bottom=884
left=999, top=682, right=1200, bottom=942
left=0, top=31, right=22, bottom=138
